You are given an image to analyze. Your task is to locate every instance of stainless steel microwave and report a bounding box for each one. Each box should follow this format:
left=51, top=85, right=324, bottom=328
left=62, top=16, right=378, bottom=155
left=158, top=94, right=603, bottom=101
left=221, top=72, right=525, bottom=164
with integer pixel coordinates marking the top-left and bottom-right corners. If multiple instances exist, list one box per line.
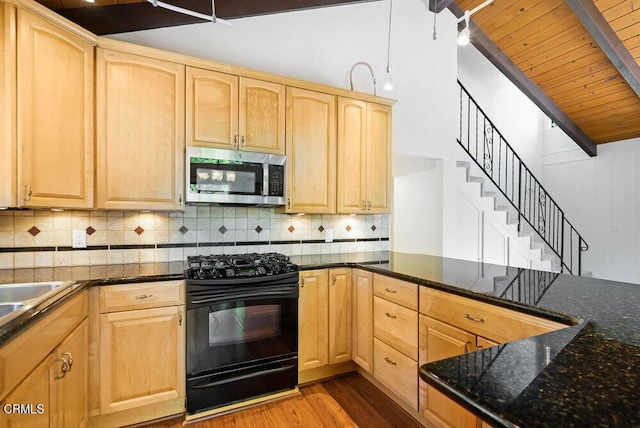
left=185, top=147, right=286, bottom=205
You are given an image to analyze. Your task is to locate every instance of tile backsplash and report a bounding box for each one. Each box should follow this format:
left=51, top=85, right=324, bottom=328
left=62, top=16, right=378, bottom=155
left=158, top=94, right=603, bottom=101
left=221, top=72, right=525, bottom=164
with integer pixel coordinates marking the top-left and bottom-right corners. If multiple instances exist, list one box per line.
left=0, top=207, right=390, bottom=269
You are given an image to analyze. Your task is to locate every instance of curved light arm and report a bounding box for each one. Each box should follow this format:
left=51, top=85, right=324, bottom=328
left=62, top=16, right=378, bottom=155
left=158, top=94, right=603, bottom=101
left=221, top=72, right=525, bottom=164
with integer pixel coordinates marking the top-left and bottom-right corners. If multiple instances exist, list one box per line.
left=349, top=61, right=377, bottom=95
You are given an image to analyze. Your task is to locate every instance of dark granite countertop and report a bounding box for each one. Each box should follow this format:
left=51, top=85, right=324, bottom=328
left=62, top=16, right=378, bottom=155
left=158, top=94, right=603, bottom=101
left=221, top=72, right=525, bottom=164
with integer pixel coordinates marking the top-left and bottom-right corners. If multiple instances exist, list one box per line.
left=1, top=251, right=638, bottom=427
left=362, top=253, right=640, bottom=428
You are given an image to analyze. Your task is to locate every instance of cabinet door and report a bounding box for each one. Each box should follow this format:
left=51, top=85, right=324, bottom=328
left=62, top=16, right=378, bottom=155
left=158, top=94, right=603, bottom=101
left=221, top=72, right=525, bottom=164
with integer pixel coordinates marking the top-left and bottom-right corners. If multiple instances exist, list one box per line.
left=99, top=305, right=185, bottom=414
left=57, top=318, right=88, bottom=428
left=366, top=103, right=392, bottom=213
left=96, top=49, right=185, bottom=211
left=352, top=269, right=373, bottom=373
left=186, top=67, right=238, bottom=149
left=17, top=9, right=94, bottom=209
left=285, top=87, right=336, bottom=213
left=419, top=315, right=477, bottom=428
left=337, top=97, right=366, bottom=213
left=240, top=77, right=285, bottom=154
left=329, top=268, right=351, bottom=364
left=298, top=269, right=329, bottom=370
left=0, top=352, right=54, bottom=428
left=0, top=3, right=16, bottom=208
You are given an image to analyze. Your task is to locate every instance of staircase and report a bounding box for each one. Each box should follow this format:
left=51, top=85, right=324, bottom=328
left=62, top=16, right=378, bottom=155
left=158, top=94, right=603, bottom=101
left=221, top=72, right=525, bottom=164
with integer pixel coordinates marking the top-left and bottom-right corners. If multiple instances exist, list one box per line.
left=456, top=158, right=558, bottom=272
left=456, top=81, right=588, bottom=276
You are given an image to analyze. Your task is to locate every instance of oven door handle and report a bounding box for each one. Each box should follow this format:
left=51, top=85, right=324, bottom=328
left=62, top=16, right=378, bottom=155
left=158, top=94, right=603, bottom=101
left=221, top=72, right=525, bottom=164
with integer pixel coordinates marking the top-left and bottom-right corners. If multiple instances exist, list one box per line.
left=192, top=364, right=296, bottom=390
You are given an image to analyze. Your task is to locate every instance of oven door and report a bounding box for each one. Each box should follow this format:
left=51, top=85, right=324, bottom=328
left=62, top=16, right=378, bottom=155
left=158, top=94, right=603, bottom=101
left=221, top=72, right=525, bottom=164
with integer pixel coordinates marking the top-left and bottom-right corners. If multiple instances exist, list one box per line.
left=186, top=275, right=299, bottom=379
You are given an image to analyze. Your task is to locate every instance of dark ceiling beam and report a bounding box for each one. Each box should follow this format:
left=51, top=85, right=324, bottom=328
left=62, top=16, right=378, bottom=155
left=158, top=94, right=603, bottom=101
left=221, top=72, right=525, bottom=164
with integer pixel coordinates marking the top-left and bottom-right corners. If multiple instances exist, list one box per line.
left=565, top=0, right=640, bottom=99
left=55, top=0, right=380, bottom=36
left=425, top=0, right=455, bottom=14
left=447, top=3, right=597, bottom=157
left=58, top=3, right=206, bottom=35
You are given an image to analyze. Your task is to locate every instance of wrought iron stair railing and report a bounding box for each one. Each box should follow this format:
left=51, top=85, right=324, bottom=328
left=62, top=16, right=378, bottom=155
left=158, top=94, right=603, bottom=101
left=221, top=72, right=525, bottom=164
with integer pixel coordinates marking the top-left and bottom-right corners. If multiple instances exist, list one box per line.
left=457, top=80, right=588, bottom=276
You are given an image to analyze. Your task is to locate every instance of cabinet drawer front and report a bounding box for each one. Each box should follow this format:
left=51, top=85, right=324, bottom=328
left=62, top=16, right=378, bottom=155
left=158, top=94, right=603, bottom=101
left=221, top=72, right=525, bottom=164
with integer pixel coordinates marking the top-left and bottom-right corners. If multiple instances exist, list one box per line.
left=420, top=288, right=566, bottom=343
left=373, top=338, right=418, bottom=411
left=100, top=280, right=184, bottom=313
left=373, top=274, right=418, bottom=310
left=373, top=296, right=418, bottom=359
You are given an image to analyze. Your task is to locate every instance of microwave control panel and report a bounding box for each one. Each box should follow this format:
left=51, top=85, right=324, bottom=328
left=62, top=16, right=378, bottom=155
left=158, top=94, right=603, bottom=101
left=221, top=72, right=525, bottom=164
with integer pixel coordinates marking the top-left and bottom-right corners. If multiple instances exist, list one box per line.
left=268, top=164, right=285, bottom=197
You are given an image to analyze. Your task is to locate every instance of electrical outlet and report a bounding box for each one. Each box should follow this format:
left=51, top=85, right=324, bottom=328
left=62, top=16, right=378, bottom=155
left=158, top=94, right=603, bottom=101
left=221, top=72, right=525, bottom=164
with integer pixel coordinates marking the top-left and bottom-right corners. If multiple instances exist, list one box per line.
left=72, top=230, right=87, bottom=248
left=324, top=229, right=334, bottom=243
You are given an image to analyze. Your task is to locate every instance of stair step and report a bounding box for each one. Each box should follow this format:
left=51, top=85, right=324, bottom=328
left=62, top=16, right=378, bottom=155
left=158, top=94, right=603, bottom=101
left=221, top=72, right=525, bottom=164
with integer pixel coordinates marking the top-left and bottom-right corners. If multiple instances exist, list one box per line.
left=495, top=205, right=509, bottom=212
left=456, top=160, right=470, bottom=169
left=468, top=176, right=484, bottom=184
left=482, top=191, right=497, bottom=198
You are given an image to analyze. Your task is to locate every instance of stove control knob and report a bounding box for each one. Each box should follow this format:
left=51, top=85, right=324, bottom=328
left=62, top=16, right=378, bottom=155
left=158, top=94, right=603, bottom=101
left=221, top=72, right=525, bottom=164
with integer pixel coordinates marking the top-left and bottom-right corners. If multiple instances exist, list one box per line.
left=257, top=266, right=267, bottom=275
left=225, top=269, right=235, bottom=277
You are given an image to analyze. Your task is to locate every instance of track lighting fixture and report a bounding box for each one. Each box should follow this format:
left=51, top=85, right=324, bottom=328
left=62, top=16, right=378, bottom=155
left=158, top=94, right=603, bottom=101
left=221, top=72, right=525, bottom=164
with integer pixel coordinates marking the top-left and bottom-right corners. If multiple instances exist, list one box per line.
left=457, top=0, right=494, bottom=47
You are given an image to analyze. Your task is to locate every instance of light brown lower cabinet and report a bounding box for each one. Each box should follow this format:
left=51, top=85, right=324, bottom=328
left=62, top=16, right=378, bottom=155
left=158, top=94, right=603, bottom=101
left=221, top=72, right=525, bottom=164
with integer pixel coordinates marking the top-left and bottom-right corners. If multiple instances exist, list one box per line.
left=0, top=292, right=88, bottom=428
left=298, top=268, right=353, bottom=382
left=372, top=275, right=419, bottom=411
left=89, top=281, right=185, bottom=427
left=351, top=269, right=373, bottom=373
left=419, top=315, right=478, bottom=428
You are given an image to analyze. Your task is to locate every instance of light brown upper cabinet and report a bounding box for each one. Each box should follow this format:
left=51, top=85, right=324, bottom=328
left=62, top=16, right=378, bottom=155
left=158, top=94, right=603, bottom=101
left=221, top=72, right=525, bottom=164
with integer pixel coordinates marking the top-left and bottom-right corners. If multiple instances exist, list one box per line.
left=282, top=87, right=336, bottom=214
left=17, top=9, right=94, bottom=209
left=96, top=49, right=185, bottom=211
left=186, top=67, right=285, bottom=154
left=338, top=98, right=392, bottom=214
left=0, top=3, right=16, bottom=208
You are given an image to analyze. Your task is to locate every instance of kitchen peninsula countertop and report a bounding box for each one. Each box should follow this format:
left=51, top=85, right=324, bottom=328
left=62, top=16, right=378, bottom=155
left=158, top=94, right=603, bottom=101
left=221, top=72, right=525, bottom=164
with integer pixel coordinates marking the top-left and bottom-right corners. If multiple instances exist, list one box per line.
left=1, top=251, right=638, bottom=426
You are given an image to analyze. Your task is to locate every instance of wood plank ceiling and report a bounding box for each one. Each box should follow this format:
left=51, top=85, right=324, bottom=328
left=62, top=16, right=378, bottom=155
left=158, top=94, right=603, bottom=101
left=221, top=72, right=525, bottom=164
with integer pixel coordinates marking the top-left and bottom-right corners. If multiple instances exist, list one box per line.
left=455, top=0, right=640, bottom=146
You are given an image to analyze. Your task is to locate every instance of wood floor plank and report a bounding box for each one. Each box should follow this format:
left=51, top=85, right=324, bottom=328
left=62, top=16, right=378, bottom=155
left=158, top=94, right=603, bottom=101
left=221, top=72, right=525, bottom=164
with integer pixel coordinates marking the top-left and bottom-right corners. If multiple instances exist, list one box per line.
left=141, top=373, right=422, bottom=428
left=332, top=374, right=423, bottom=428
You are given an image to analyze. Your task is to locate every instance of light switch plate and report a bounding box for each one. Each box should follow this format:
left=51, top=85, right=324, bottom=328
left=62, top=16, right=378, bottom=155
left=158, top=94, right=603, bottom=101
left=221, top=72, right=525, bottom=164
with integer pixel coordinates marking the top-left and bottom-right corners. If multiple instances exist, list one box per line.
left=72, top=230, right=87, bottom=248
left=325, top=229, right=334, bottom=243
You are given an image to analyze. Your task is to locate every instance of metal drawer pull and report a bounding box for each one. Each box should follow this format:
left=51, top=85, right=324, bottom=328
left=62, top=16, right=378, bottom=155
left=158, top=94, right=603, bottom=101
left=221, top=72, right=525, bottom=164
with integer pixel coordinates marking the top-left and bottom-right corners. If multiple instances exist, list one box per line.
left=464, top=313, right=485, bottom=323
left=385, top=312, right=397, bottom=319
left=135, top=294, right=153, bottom=300
left=61, top=352, right=73, bottom=370
left=54, top=357, right=70, bottom=376
left=384, top=357, right=396, bottom=366
left=384, top=288, right=396, bottom=294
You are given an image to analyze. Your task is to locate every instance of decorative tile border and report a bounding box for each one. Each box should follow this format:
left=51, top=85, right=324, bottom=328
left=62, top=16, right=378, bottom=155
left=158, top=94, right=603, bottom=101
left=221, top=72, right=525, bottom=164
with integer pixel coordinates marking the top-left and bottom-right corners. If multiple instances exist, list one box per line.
left=0, top=208, right=390, bottom=269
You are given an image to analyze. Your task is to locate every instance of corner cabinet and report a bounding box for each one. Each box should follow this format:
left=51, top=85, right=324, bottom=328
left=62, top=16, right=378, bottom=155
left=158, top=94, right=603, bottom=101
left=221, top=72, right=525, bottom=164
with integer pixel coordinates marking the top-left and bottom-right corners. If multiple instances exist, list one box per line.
left=0, top=292, right=89, bottom=428
left=17, top=9, right=94, bottom=209
left=96, top=49, right=185, bottom=211
left=337, top=98, right=392, bottom=214
left=90, top=280, right=185, bottom=427
left=298, top=268, right=353, bottom=383
left=0, top=3, right=16, bottom=208
left=282, top=87, right=336, bottom=213
left=186, top=67, right=286, bottom=154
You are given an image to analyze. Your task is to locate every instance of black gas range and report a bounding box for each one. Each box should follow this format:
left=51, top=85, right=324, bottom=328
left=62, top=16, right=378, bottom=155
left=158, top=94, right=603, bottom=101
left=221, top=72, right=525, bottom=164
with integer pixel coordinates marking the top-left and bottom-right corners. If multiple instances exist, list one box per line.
left=184, top=253, right=299, bottom=415
left=185, top=252, right=298, bottom=281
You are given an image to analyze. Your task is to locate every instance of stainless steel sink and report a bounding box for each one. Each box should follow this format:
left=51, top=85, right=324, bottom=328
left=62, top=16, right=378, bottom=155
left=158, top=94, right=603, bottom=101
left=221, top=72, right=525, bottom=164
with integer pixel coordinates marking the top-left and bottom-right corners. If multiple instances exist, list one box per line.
left=0, top=281, right=75, bottom=327
left=0, top=282, right=72, bottom=303
left=0, top=302, right=25, bottom=318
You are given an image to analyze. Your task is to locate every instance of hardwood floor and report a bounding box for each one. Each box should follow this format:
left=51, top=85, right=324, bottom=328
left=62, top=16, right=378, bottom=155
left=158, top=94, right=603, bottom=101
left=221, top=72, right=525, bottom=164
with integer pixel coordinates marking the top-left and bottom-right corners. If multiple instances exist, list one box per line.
left=142, top=373, right=423, bottom=428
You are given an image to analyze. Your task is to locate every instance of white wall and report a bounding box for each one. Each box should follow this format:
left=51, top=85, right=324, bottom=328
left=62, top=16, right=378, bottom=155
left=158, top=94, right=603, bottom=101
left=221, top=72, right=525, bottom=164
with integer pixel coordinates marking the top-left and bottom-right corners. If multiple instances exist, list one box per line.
left=110, top=0, right=460, bottom=257
left=541, top=137, right=640, bottom=284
